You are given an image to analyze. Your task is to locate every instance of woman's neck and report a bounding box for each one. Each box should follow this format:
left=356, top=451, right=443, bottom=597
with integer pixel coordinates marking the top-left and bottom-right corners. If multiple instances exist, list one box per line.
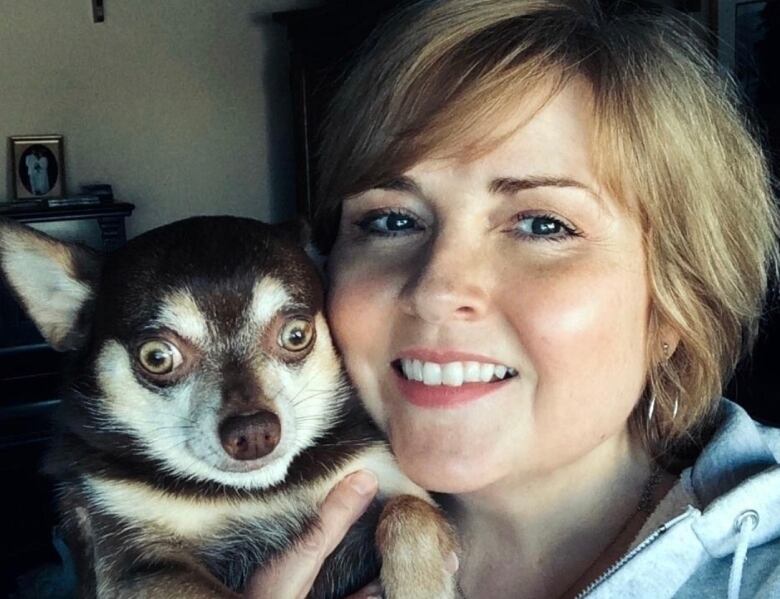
left=444, top=431, right=666, bottom=599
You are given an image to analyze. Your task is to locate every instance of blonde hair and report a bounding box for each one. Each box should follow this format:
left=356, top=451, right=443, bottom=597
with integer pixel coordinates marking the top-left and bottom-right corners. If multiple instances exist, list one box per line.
left=314, top=0, right=780, bottom=458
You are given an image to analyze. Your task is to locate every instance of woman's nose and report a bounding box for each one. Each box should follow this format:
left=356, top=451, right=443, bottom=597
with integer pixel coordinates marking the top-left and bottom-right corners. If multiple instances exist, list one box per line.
left=399, top=235, right=490, bottom=324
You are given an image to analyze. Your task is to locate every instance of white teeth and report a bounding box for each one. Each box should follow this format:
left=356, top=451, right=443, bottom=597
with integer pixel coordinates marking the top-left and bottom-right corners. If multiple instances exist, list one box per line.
left=479, top=363, right=495, bottom=382
left=399, top=358, right=517, bottom=387
left=412, top=359, right=424, bottom=382
left=422, top=362, right=442, bottom=385
left=401, top=360, right=414, bottom=380
left=464, top=361, right=481, bottom=382
left=441, top=362, right=464, bottom=386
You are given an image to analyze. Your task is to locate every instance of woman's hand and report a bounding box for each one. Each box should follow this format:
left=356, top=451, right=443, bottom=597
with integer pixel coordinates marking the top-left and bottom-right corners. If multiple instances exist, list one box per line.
left=243, top=470, right=381, bottom=599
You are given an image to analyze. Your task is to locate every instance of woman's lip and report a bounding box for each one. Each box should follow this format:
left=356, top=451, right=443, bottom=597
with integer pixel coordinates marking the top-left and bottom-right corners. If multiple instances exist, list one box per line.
left=392, top=367, right=511, bottom=409
left=396, top=348, right=509, bottom=365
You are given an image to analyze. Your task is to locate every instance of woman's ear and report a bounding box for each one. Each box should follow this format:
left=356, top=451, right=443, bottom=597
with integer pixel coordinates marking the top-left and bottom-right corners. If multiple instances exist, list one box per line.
left=0, top=218, right=102, bottom=351
left=659, top=328, right=681, bottom=361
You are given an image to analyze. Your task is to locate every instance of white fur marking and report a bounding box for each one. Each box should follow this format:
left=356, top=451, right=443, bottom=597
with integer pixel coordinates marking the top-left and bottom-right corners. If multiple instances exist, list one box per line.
left=153, top=290, right=208, bottom=343
left=85, top=445, right=429, bottom=540
left=0, top=236, right=90, bottom=346
left=348, top=447, right=433, bottom=503
left=249, top=278, right=292, bottom=329
left=86, top=476, right=304, bottom=538
left=271, top=312, right=347, bottom=454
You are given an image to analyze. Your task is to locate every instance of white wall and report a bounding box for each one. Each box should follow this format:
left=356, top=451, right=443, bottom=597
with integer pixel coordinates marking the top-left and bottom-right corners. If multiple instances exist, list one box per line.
left=0, top=0, right=321, bottom=237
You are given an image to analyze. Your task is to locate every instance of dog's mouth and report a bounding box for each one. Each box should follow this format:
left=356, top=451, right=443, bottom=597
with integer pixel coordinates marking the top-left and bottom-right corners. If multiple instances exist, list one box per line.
left=391, top=359, right=518, bottom=386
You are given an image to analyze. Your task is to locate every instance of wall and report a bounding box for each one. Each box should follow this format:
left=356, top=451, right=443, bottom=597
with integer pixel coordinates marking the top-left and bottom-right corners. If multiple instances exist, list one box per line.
left=0, top=0, right=322, bottom=237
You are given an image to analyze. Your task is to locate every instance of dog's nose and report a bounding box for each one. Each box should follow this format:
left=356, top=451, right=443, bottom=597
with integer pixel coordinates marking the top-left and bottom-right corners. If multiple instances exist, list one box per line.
left=219, top=410, right=281, bottom=460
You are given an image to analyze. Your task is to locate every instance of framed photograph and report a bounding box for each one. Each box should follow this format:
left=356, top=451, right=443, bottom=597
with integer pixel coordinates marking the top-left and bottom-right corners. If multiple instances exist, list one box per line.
left=10, top=135, right=65, bottom=201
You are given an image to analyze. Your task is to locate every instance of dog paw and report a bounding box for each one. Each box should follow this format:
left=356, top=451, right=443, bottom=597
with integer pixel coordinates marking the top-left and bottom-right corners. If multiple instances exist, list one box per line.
left=376, top=496, right=459, bottom=599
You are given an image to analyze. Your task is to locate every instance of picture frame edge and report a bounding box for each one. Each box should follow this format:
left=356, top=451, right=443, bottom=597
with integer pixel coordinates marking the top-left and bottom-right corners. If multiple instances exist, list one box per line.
left=8, top=134, right=65, bottom=202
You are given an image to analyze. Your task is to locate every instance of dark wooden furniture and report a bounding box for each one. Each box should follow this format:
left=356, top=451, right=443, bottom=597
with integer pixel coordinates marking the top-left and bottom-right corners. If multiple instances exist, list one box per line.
left=274, top=1, right=400, bottom=219
left=0, top=202, right=134, bottom=596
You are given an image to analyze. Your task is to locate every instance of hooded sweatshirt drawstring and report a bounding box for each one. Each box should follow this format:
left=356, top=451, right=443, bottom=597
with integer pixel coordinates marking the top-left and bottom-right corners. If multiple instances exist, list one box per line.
left=551, top=402, right=780, bottom=598
left=728, top=510, right=760, bottom=599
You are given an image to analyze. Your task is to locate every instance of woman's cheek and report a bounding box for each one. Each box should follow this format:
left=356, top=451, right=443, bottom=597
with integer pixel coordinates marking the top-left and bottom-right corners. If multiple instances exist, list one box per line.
left=328, top=265, right=382, bottom=345
left=327, top=243, right=411, bottom=343
left=327, top=268, right=389, bottom=358
left=509, top=266, right=649, bottom=422
left=325, top=260, right=394, bottom=417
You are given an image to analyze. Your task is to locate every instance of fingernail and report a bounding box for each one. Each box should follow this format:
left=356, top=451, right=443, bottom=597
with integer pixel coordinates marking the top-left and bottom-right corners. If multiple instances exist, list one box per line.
left=445, top=551, right=459, bottom=573
left=348, top=470, right=378, bottom=496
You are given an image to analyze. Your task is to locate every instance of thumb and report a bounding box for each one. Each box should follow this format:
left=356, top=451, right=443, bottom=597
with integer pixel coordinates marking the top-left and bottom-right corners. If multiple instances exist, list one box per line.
left=244, top=470, right=378, bottom=598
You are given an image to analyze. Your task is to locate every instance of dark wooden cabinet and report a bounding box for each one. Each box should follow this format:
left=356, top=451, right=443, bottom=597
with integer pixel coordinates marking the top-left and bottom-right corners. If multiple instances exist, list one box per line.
left=274, top=1, right=401, bottom=219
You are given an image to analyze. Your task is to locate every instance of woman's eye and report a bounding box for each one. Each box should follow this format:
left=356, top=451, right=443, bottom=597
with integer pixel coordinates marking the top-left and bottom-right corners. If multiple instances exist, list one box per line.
left=355, top=211, right=422, bottom=236
left=513, top=214, right=579, bottom=241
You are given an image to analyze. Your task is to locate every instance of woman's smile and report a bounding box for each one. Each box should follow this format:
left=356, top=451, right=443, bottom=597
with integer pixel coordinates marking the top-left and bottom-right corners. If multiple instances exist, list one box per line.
left=391, top=349, right=519, bottom=408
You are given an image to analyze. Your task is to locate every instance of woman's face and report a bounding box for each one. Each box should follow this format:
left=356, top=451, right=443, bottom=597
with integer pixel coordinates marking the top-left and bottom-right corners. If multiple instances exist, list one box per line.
left=326, top=80, right=651, bottom=493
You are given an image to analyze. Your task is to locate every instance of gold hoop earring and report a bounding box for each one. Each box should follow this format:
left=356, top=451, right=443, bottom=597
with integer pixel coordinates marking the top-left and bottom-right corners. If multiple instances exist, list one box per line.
left=646, top=395, right=656, bottom=433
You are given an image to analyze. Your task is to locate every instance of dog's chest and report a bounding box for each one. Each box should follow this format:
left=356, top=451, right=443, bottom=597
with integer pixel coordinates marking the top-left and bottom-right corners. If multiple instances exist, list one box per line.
left=195, top=504, right=316, bottom=592
left=86, top=474, right=323, bottom=589
left=191, top=493, right=380, bottom=596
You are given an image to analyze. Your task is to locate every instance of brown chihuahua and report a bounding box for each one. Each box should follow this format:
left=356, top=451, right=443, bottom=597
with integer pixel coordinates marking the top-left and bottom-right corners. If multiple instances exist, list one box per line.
left=0, top=216, right=457, bottom=599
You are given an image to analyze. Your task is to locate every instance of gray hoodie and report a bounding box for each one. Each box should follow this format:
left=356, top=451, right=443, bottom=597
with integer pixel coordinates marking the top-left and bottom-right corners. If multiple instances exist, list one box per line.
left=577, top=399, right=780, bottom=598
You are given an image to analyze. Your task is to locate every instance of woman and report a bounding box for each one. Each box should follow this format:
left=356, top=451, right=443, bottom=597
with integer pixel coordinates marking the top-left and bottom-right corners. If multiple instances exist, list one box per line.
left=247, top=0, right=780, bottom=597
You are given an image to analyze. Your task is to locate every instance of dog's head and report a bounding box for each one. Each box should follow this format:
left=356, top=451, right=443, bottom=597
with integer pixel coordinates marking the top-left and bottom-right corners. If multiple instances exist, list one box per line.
left=0, top=216, right=348, bottom=490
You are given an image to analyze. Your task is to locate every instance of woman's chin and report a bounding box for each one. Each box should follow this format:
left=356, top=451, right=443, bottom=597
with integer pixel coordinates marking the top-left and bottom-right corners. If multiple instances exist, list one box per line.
left=393, top=444, right=507, bottom=494
left=384, top=403, right=526, bottom=494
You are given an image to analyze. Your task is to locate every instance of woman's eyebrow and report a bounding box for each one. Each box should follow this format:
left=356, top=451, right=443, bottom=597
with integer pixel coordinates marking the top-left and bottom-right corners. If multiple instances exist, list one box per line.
left=375, top=175, right=423, bottom=196
left=370, top=174, right=606, bottom=209
left=489, top=176, right=605, bottom=208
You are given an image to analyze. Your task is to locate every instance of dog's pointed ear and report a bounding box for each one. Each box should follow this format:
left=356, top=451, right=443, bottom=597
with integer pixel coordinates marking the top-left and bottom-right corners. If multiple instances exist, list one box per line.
left=276, top=217, right=326, bottom=274
left=0, top=218, right=102, bottom=351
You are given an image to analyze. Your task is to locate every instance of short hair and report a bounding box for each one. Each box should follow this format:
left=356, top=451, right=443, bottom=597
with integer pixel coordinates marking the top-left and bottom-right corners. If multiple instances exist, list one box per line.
left=314, top=0, right=780, bottom=459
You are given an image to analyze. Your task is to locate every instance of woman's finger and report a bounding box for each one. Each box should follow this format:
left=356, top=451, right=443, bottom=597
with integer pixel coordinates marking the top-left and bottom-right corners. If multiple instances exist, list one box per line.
left=244, top=470, right=379, bottom=599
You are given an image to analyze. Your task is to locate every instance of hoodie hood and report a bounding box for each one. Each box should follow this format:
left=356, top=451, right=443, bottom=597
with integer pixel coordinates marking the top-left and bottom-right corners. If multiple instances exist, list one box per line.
left=582, top=398, right=780, bottom=598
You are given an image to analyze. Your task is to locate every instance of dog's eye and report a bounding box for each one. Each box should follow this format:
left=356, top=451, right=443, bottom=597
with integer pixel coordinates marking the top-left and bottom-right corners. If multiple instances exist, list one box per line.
left=137, top=340, right=182, bottom=375
left=279, top=317, right=314, bottom=352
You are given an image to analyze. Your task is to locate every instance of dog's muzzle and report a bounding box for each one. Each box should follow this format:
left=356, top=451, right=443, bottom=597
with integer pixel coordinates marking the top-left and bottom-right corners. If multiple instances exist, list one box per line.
left=218, top=410, right=281, bottom=460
